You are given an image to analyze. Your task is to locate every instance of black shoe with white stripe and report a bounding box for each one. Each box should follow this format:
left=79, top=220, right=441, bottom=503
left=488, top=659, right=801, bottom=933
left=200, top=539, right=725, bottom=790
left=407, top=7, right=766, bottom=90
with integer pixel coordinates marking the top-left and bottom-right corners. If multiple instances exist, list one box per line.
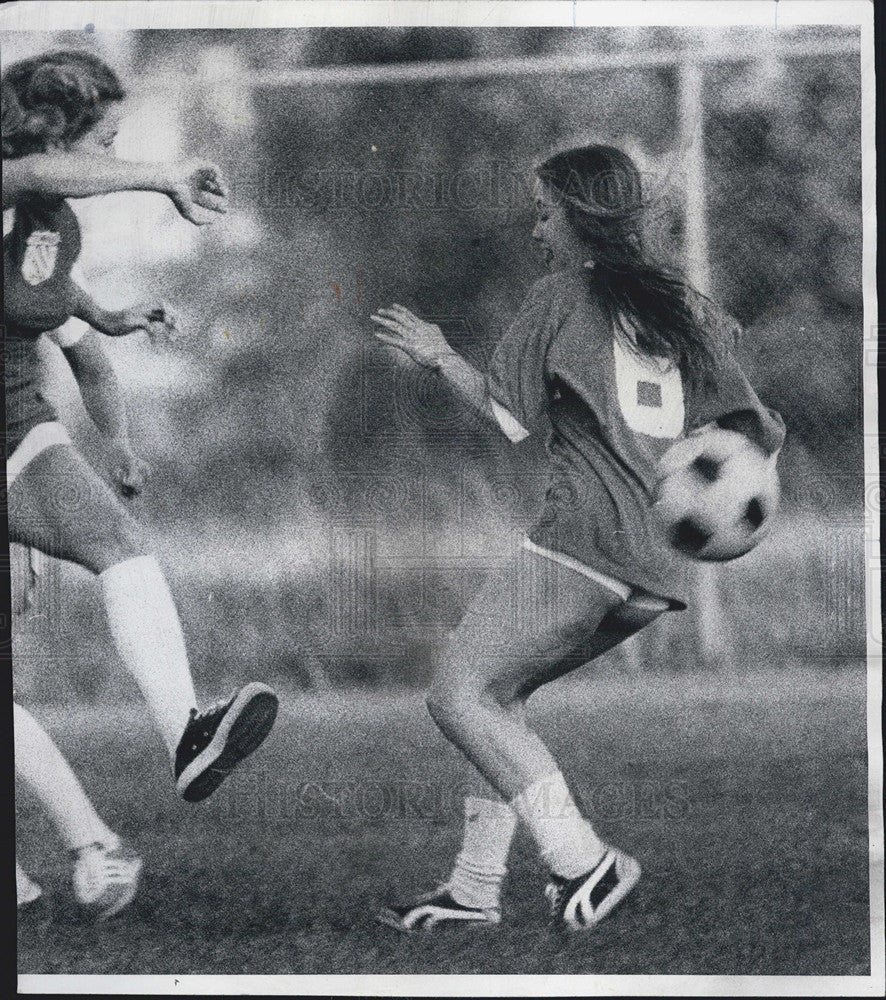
left=545, top=848, right=641, bottom=932
left=175, top=682, right=279, bottom=802
left=376, top=887, right=501, bottom=933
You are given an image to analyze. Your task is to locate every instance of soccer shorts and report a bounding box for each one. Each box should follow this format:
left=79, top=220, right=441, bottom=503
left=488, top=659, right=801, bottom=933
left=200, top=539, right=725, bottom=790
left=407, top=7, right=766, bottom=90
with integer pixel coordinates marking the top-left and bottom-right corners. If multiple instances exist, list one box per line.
left=522, top=537, right=672, bottom=613
left=6, top=420, right=72, bottom=489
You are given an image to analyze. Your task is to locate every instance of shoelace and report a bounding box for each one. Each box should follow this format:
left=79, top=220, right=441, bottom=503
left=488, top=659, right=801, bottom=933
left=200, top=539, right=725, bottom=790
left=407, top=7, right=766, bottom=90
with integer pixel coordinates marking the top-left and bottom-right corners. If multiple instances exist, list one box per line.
left=76, top=847, right=139, bottom=897
left=72, top=840, right=117, bottom=860
left=187, top=693, right=234, bottom=736
left=85, top=858, right=138, bottom=884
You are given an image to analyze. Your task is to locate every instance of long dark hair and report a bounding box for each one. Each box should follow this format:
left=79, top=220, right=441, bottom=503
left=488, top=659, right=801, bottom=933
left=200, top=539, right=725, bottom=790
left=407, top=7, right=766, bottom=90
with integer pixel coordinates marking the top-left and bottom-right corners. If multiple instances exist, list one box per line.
left=536, top=144, right=723, bottom=390
left=1, top=49, right=125, bottom=159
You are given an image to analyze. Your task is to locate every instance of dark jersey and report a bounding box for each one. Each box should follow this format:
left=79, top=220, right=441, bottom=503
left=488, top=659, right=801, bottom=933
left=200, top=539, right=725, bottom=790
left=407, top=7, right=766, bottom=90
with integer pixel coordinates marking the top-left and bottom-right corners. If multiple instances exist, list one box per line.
left=3, top=197, right=83, bottom=449
left=486, top=266, right=786, bottom=606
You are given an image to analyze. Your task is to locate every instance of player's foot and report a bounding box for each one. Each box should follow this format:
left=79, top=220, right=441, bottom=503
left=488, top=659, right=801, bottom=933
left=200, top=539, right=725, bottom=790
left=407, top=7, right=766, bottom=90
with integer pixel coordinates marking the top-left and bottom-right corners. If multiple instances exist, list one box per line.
left=16, top=868, right=43, bottom=909
left=545, top=847, right=641, bottom=932
left=73, top=838, right=142, bottom=920
left=376, top=886, right=501, bottom=933
left=175, top=682, right=279, bottom=802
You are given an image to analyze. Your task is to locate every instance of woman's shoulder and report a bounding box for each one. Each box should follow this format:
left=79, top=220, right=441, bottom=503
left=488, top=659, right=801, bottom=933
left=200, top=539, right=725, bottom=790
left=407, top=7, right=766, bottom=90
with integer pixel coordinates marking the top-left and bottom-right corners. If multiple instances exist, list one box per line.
left=523, top=265, right=600, bottom=311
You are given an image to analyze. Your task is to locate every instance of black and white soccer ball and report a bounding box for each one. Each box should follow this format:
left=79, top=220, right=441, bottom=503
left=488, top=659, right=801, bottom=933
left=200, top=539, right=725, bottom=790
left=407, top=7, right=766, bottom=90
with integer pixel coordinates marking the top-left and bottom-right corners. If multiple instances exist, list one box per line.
left=654, top=427, right=780, bottom=562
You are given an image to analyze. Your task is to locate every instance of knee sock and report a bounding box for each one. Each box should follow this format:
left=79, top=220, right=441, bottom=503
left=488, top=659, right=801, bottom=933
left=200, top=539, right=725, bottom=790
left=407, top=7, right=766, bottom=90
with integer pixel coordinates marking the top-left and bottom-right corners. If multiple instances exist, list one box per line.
left=14, top=703, right=116, bottom=853
left=511, top=770, right=605, bottom=879
left=446, top=796, right=518, bottom=909
left=100, top=555, right=197, bottom=757
left=16, top=860, right=42, bottom=905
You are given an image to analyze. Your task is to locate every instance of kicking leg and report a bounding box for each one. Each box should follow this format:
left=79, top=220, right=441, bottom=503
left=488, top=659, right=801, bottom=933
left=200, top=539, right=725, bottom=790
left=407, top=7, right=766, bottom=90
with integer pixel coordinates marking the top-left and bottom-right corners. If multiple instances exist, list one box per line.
left=414, top=549, right=663, bottom=930
left=8, top=444, right=278, bottom=800
left=8, top=445, right=197, bottom=755
left=426, top=550, right=636, bottom=799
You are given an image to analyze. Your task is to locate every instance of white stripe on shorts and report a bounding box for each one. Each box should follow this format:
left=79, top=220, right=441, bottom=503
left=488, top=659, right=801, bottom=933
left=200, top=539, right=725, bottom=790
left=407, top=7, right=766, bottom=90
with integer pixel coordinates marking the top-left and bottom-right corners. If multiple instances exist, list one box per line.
left=521, top=537, right=671, bottom=612
left=6, top=421, right=72, bottom=488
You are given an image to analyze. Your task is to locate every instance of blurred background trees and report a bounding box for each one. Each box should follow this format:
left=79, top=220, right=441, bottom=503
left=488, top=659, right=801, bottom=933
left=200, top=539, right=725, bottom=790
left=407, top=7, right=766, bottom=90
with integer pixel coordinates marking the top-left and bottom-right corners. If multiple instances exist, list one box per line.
left=4, top=25, right=867, bottom=692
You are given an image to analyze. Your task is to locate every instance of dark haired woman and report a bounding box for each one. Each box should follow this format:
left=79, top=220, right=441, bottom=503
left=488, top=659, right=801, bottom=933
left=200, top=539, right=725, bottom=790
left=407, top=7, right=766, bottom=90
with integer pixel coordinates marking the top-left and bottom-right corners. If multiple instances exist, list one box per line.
left=4, top=50, right=278, bottom=806
left=371, top=145, right=785, bottom=932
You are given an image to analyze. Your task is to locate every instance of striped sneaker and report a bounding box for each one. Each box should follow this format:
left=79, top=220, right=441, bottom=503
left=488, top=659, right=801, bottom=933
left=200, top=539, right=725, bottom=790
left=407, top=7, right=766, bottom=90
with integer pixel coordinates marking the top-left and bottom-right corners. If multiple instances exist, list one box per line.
left=175, top=682, right=279, bottom=802
left=545, top=848, right=641, bottom=932
left=377, top=887, right=500, bottom=933
left=73, top=838, right=142, bottom=920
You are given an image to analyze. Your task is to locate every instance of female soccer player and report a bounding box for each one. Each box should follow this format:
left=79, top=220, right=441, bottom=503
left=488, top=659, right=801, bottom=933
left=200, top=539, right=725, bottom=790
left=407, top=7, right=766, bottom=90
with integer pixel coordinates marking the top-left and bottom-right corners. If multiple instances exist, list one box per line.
left=371, top=145, right=785, bottom=932
left=4, top=49, right=279, bottom=802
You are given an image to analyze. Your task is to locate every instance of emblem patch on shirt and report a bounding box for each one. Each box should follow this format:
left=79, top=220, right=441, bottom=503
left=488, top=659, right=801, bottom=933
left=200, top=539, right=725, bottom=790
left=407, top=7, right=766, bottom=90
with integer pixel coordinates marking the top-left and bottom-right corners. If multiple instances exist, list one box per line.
left=636, top=380, right=663, bottom=408
left=22, top=230, right=61, bottom=285
left=612, top=334, right=684, bottom=438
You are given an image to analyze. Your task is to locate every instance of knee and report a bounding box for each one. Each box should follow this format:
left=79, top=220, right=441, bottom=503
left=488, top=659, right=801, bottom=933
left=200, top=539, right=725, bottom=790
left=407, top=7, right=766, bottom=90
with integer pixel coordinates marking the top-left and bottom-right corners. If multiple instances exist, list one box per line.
left=426, top=675, right=520, bottom=735
left=426, top=677, right=479, bottom=736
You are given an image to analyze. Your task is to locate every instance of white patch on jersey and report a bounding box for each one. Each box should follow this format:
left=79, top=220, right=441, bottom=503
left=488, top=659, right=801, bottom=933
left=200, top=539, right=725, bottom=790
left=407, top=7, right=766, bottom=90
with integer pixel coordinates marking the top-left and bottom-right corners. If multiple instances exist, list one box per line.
left=21, top=230, right=61, bottom=285
left=612, top=331, right=684, bottom=439
left=3, top=208, right=16, bottom=238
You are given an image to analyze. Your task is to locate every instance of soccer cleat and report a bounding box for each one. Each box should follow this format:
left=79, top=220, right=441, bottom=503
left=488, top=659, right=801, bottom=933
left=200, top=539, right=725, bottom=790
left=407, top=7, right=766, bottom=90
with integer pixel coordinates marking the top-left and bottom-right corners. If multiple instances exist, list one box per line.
left=545, top=847, right=641, bottom=932
left=73, top=839, right=142, bottom=920
left=175, top=682, right=279, bottom=802
left=16, top=866, right=43, bottom=909
left=376, top=887, right=501, bottom=933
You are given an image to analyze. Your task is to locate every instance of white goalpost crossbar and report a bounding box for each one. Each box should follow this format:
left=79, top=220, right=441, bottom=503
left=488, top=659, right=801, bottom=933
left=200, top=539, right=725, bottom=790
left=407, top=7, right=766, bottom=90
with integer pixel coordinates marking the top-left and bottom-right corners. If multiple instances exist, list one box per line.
left=141, top=33, right=859, bottom=89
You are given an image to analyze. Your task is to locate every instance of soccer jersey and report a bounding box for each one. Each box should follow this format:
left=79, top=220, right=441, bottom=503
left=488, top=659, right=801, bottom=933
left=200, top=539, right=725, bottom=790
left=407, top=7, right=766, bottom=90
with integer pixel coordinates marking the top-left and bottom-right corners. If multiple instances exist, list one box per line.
left=486, top=266, right=786, bottom=607
left=3, top=198, right=88, bottom=451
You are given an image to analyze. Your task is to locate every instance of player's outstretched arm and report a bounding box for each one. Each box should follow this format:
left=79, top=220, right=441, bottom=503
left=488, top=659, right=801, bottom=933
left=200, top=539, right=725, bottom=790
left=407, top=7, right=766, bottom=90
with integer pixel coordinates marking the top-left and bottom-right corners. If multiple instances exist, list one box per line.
left=2, top=155, right=227, bottom=224
left=59, top=330, right=150, bottom=497
left=69, top=280, right=182, bottom=344
left=370, top=304, right=503, bottom=430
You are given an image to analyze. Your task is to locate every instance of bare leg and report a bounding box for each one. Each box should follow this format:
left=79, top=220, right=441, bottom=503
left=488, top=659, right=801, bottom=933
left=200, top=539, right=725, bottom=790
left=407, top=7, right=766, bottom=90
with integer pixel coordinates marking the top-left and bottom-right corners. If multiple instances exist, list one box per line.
left=8, top=445, right=197, bottom=755
left=427, top=550, right=663, bottom=798
left=14, top=702, right=116, bottom=851
left=426, top=548, right=664, bottom=879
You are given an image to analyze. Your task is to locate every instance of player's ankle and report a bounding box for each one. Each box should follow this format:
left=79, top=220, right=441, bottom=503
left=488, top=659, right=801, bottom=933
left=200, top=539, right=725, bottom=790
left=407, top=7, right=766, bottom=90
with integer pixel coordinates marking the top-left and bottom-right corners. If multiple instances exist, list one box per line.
left=447, top=881, right=502, bottom=911
left=71, top=832, right=121, bottom=857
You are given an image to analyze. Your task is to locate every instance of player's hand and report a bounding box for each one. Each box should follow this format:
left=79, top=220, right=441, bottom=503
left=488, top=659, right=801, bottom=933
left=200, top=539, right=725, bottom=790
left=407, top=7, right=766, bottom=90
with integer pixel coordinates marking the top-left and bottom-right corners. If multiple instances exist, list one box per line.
left=110, top=302, right=183, bottom=344
left=370, top=304, right=453, bottom=368
left=168, top=160, right=229, bottom=224
left=106, top=440, right=151, bottom=498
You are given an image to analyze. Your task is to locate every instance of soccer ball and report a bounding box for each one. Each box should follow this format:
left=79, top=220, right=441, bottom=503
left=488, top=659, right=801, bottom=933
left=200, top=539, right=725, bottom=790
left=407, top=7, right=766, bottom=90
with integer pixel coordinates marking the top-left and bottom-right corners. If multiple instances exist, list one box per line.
left=654, top=427, right=780, bottom=562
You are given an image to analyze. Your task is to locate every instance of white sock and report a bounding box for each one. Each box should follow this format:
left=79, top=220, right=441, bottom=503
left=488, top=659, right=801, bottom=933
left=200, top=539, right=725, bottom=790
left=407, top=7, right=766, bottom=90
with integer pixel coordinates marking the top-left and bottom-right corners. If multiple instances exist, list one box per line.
left=16, top=860, right=42, bottom=905
left=447, top=796, right=518, bottom=909
left=14, top=703, right=116, bottom=852
left=511, top=770, right=605, bottom=879
left=100, top=555, right=197, bottom=757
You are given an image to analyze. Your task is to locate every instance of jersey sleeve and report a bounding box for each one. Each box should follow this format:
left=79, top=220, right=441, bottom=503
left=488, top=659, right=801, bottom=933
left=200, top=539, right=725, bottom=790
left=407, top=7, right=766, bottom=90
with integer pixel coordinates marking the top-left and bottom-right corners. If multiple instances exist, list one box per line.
left=46, top=262, right=90, bottom=348
left=46, top=261, right=93, bottom=348
left=684, top=294, right=785, bottom=455
left=486, top=276, right=562, bottom=441
left=690, top=349, right=786, bottom=456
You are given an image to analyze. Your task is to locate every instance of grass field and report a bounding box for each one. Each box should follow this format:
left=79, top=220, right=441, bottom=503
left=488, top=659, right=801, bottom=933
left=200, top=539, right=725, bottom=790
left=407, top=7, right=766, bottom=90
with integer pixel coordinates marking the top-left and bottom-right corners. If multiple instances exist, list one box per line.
left=16, top=663, right=871, bottom=977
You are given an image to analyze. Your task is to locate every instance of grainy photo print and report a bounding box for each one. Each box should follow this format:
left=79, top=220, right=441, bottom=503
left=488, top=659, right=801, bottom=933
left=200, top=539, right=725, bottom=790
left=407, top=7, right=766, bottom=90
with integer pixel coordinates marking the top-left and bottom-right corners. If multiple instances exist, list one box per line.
left=2, top=1, right=881, bottom=996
